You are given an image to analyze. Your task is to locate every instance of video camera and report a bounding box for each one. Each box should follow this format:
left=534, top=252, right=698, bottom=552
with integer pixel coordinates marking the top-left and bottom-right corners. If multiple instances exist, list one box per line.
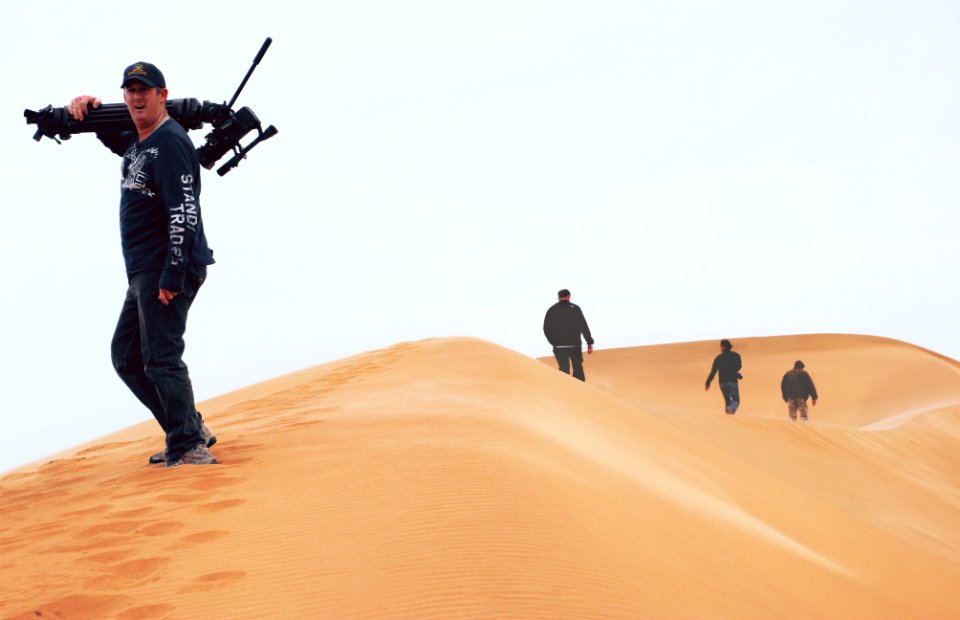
left=24, top=38, right=278, bottom=177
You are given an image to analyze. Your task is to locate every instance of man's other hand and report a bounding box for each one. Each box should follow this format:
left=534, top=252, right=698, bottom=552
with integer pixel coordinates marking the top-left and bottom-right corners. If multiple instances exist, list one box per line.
left=158, top=289, right=178, bottom=306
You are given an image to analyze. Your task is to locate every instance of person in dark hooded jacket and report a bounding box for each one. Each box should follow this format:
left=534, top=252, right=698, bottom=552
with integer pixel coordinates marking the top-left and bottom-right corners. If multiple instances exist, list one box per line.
left=781, top=360, right=818, bottom=422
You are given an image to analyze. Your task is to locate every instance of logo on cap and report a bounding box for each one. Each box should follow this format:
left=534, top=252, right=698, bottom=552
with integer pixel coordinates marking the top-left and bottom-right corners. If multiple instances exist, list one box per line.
left=127, top=64, right=149, bottom=77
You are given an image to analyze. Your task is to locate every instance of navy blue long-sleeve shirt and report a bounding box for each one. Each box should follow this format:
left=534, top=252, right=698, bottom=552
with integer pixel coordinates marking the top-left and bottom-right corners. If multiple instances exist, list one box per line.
left=98, top=119, right=214, bottom=292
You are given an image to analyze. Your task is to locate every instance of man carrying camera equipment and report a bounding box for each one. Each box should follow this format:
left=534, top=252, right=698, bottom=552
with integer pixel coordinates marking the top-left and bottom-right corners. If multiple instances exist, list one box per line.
left=68, top=61, right=218, bottom=467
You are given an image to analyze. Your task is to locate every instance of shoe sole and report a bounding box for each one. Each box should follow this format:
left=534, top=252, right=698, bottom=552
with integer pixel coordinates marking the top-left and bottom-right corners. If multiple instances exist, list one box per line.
left=166, top=457, right=219, bottom=468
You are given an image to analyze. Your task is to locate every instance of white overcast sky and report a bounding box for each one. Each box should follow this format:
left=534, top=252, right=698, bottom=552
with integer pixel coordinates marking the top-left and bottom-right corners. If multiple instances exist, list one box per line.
left=1, top=1, right=957, bottom=472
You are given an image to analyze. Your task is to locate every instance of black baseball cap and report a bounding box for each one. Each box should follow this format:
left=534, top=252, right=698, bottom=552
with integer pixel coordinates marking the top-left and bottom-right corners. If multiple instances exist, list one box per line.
left=121, top=62, right=165, bottom=89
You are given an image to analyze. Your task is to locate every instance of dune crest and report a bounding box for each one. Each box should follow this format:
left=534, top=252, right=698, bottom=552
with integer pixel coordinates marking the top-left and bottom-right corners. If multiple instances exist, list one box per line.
left=3, top=335, right=959, bottom=619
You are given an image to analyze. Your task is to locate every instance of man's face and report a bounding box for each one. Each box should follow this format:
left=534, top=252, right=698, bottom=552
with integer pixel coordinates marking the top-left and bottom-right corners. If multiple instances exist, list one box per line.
left=123, top=81, right=167, bottom=127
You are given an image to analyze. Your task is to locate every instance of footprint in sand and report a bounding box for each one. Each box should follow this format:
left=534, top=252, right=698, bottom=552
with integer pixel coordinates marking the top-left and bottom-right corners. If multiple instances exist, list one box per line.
left=177, top=529, right=230, bottom=544
left=62, top=503, right=115, bottom=518
left=38, top=459, right=75, bottom=475
left=208, top=441, right=262, bottom=464
left=81, top=549, right=138, bottom=565
left=115, top=603, right=177, bottom=619
left=188, top=475, right=245, bottom=491
left=112, top=507, right=153, bottom=518
left=26, top=593, right=130, bottom=619
left=153, top=493, right=201, bottom=504
left=136, top=520, right=185, bottom=536
left=45, top=474, right=95, bottom=490
left=77, top=519, right=145, bottom=537
left=76, top=441, right=140, bottom=457
left=197, top=498, right=246, bottom=512
left=84, top=556, right=172, bottom=590
left=0, top=471, right=38, bottom=482
left=19, top=520, right=71, bottom=536
left=185, top=570, right=247, bottom=592
left=221, top=441, right=262, bottom=454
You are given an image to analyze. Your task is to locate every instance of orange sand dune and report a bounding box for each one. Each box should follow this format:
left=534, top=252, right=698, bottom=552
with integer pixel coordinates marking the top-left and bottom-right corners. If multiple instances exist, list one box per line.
left=2, top=335, right=959, bottom=619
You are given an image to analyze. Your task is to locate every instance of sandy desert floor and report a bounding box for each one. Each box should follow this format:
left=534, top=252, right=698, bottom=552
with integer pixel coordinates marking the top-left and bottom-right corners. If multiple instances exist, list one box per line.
left=2, top=334, right=959, bottom=619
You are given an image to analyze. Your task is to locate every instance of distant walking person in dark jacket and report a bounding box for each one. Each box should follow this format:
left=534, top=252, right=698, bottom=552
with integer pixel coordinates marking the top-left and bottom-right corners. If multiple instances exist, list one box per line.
left=543, top=289, right=594, bottom=381
left=705, top=339, right=743, bottom=414
left=781, top=360, right=818, bottom=422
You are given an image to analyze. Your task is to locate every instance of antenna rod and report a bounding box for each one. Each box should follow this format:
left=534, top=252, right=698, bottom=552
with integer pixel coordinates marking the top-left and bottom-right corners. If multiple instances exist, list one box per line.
left=226, top=37, right=272, bottom=110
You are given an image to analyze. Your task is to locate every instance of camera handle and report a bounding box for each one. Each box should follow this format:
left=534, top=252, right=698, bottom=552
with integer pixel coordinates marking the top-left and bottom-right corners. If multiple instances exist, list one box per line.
left=216, top=124, right=278, bottom=176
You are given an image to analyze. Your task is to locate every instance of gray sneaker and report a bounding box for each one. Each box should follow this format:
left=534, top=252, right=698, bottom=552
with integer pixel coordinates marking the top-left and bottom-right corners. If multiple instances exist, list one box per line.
left=166, top=443, right=218, bottom=467
left=198, top=412, right=217, bottom=448
left=148, top=414, right=216, bottom=464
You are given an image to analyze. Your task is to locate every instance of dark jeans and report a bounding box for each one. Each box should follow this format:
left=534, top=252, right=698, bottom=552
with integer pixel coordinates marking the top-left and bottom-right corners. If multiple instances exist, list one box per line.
left=111, top=267, right=206, bottom=461
left=554, top=347, right=585, bottom=381
left=719, top=381, right=740, bottom=413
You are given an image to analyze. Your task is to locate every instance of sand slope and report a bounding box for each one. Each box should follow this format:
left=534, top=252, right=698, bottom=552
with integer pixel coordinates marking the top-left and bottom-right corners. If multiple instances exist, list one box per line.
left=2, top=335, right=959, bottom=619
